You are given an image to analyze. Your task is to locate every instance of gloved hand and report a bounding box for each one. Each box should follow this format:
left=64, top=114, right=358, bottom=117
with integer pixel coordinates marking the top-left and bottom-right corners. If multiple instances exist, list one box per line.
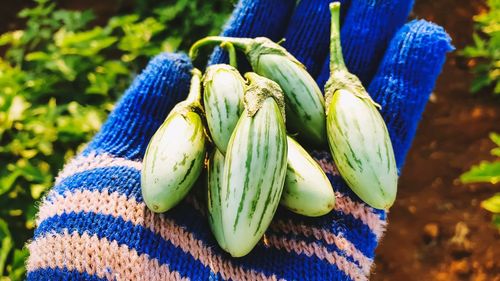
left=27, top=0, right=452, bottom=280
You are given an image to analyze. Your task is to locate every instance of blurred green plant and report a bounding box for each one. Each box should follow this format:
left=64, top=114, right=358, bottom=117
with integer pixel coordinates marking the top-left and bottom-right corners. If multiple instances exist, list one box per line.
left=461, top=0, right=500, bottom=95
left=0, top=0, right=231, bottom=279
left=460, top=133, right=500, bottom=230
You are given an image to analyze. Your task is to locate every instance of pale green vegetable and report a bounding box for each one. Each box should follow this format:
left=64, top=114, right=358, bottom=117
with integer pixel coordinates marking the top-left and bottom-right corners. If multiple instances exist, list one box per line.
left=141, top=69, right=207, bottom=213
left=324, top=3, right=398, bottom=209
left=207, top=149, right=227, bottom=250
left=203, top=64, right=245, bottom=154
left=281, top=136, right=335, bottom=217
left=221, top=73, right=287, bottom=257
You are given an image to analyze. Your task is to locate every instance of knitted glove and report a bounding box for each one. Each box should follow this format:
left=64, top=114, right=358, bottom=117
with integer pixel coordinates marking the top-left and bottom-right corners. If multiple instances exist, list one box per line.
left=27, top=0, right=453, bottom=280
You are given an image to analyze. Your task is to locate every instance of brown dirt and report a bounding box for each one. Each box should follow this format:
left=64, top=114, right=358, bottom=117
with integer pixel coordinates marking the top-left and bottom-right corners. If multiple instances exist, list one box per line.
left=373, top=1, right=500, bottom=280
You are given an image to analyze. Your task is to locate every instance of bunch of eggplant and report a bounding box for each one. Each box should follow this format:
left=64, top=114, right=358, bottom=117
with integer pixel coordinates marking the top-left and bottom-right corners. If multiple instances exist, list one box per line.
left=141, top=2, right=397, bottom=257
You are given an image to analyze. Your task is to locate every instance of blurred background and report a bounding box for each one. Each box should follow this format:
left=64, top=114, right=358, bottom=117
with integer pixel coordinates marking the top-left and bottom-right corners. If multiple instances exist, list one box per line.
left=0, top=0, right=498, bottom=280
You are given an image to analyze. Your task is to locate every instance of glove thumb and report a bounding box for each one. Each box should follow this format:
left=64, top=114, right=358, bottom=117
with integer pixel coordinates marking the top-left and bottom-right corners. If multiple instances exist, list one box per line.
left=83, top=53, right=193, bottom=160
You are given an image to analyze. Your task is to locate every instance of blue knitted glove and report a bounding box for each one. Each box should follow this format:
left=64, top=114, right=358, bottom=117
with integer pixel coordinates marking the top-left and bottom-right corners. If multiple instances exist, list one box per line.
left=27, top=0, right=452, bottom=280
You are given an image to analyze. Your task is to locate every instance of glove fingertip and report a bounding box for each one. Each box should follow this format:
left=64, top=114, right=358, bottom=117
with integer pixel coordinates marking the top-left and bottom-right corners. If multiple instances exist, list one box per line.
left=368, top=20, right=453, bottom=168
left=84, top=52, right=193, bottom=160
left=208, top=0, right=296, bottom=66
left=281, top=0, right=347, bottom=77
left=316, top=0, right=416, bottom=89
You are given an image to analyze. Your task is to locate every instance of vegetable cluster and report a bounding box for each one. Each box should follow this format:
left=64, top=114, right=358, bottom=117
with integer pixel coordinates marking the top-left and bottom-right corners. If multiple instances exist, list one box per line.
left=141, top=3, right=399, bottom=257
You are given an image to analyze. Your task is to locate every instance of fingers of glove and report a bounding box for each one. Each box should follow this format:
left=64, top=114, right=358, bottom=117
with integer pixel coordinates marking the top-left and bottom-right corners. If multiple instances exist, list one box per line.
left=208, top=0, right=296, bottom=66
left=83, top=53, right=193, bottom=160
left=280, top=0, right=351, bottom=77
left=316, top=0, right=415, bottom=88
left=368, top=20, right=453, bottom=168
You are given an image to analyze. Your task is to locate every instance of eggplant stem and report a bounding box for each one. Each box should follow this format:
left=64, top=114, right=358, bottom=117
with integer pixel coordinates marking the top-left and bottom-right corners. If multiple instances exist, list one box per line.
left=189, top=36, right=252, bottom=60
left=186, top=69, right=203, bottom=105
left=329, top=2, right=347, bottom=73
left=220, top=41, right=238, bottom=69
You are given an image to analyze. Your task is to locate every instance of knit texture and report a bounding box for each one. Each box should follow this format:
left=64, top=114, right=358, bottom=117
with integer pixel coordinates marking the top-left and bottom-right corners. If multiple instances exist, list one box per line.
left=27, top=1, right=452, bottom=280
left=316, top=0, right=415, bottom=87
left=281, top=0, right=345, bottom=77
left=368, top=20, right=454, bottom=167
left=208, top=0, right=295, bottom=67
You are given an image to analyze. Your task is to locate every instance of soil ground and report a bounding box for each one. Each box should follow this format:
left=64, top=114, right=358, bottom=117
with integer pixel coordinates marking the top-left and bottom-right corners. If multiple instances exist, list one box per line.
left=373, top=1, right=500, bottom=280
left=2, top=1, right=499, bottom=280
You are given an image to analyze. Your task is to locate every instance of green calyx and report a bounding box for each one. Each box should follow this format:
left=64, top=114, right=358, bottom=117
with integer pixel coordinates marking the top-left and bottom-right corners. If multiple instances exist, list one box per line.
left=243, top=72, right=286, bottom=121
left=324, top=2, right=380, bottom=110
left=324, top=71, right=376, bottom=110
left=189, top=36, right=303, bottom=71
left=244, top=37, right=304, bottom=69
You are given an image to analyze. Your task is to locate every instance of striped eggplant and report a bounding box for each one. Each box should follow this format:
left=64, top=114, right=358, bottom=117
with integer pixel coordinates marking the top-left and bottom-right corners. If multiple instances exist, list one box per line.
left=203, top=64, right=245, bottom=154
left=206, top=149, right=227, bottom=250
left=324, top=3, right=398, bottom=210
left=281, top=136, right=335, bottom=217
left=141, top=69, right=207, bottom=213
left=221, top=73, right=287, bottom=257
left=190, top=36, right=326, bottom=147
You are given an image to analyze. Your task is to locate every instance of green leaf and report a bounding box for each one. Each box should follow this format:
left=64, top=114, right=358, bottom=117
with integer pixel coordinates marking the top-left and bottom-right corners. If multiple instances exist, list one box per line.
left=86, top=61, right=129, bottom=95
left=55, top=27, right=117, bottom=56
left=0, top=31, right=24, bottom=47
left=17, top=160, right=51, bottom=183
left=162, top=37, right=182, bottom=53
left=471, top=72, right=492, bottom=93
left=153, top=0, right=189, bottom=22
left=108, top=14, right=140, bottom=29
left=8, top=96, right=30, bottom=123
left=492, top=214, right=500, bottom=229
left=7, top=248, right=28, bottom=280
left=53, top=58, right=76, bottom=81
left=0, top=219, right=13, bottom=276
left=30, top=183, right=49, bottom=200
left=481, top=194, right=500, bottom=213
left=0, top=170, right=22, bottom=196
left=473, top=33, right=486, bottom=51
left=461, top=0, right=500, bottom=96
left=490, top=133, right=500, bottom=156
left=116, top=17, right=165, bottom=55
left=52, top=9, right=95, bottom=31
left=494, top=80, right=500, bottom=95
left=460, top=161, right=500, bottom=184
left=24, top=204, right=39, bottom=230
left=490, top=133, right=500, bottom=147
left=25, top=51, right=51, bottom=61
left=19, top=0, right=54, bottom=19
